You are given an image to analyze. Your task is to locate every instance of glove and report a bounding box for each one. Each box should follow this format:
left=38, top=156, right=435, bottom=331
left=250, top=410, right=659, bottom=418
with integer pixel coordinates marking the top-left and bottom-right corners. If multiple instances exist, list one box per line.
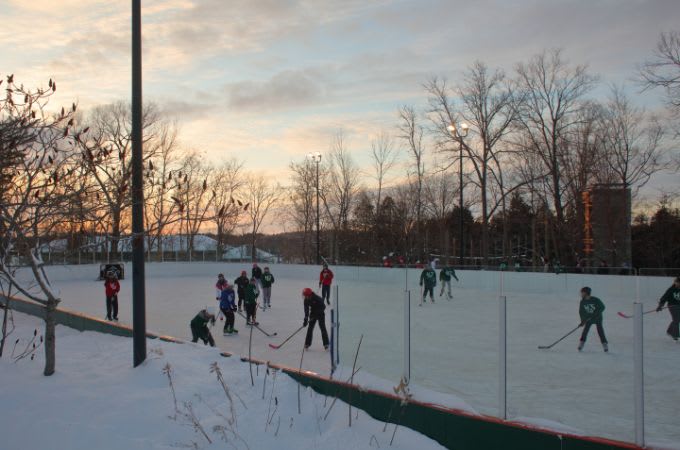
left=579, top=321, right=585, bottom=327
left=303, top=318, right=308, bottom=327
left=656, top=305, right=663, bottom=312
left=318, top=283, right=322, bottom=288
left=232, top=306, right=237, bottom=312
left=210, top=317, right=216, bottom=326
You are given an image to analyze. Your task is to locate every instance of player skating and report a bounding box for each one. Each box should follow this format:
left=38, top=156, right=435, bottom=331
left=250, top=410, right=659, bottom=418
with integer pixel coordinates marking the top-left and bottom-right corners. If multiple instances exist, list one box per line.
left=252, top=263, right=263, bottom=290
left=244, top=277, right=260, bottom=326
left=261, top=266, right=275, bottom=309
left=190, top=307, right=216, bottom=347
left=319, top=263, right=333, bottom=305
left=656, top=276, right=680, bottom=341
left=578, top=287, right=608, bottom=352
left=219, top=283, right=238, bottom=335
left=302, top=287, right=329, bottom=349
left=419, top=265, right=437, bottom=304
left=104, top=271, right=120, bottom=321
left=215, top=273, right=228, bottom=300
left=439, top=263, right=459, bottom=300
left=234, top=270, right=249, bottom=312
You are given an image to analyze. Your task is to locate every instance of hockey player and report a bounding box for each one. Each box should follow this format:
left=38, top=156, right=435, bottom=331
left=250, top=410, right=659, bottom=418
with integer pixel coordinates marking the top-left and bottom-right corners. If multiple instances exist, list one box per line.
left=244, top=277, right=260, bottom=326
left=261, top=266, right=275, bottom=309
left=104, top=271, right=120, bottom=321
left=656, top=276, right=680, bottom=341
left=419, top=266, right=437, bottom=304
left=578, top=287, right=608, bottom=352
left=190, top=308, right=216, bottom=347
left=219, top=283, right=238, bottom=335
left=234, top=270, right=249, bottom=312
left=439, top=264, right=459, bottom=299
left=215, top=273, right=228, bottom=300
left=302, top=287, right=329, bottom=350
left=319, top=263, right=333, bottom=305
left=252, top=263, right=263, bottom=289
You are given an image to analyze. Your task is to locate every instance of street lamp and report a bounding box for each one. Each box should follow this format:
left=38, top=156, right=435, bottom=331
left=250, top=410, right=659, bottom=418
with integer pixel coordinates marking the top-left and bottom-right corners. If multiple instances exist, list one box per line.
left=447, top=122, right=469, bottom=267
left=307, top=152, right=322, bottom=265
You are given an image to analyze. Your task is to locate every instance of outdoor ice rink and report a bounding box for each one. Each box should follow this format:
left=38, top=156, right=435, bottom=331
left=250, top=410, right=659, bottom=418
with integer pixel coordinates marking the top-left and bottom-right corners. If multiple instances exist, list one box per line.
left=24, top=262, right=680, bottom=448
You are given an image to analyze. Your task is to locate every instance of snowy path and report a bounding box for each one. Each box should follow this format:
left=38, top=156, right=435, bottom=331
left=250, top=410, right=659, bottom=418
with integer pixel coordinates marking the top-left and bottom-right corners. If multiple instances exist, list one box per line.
left=12, top=262, right=680, bottom=448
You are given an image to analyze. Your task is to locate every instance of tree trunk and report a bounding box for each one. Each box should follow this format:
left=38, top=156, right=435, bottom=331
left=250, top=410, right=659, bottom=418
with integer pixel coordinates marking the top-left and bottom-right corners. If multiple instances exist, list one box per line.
left=43, top=300, right=57, bottom=376
left=0, top=297, right=10, bottom=357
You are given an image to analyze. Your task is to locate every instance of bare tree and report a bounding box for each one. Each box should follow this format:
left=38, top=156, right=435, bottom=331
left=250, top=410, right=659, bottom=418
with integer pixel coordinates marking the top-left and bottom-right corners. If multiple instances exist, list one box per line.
left=639, top=30, right=680, bottom=115
left=210, top=158, right=244, bottom=257
left=77, top=101, right=172, bottom=257
left=320, top=132, right=360, bottom=262
left=397, top=106, right=426, bottom=255
left=369, top=131, right=398, bottom=217
left=243, top=174, right=280, bottom=262
left=514, top=49, right=597, bottom=262
left=288, top=159, right=323, bottom=264
left=0, top=74, right=87, bottom=375
left=426, top=62, right=518, bottom=261
left=599, top=86, right=667, bottom=194
left=173, top=152, right=215, bottom=254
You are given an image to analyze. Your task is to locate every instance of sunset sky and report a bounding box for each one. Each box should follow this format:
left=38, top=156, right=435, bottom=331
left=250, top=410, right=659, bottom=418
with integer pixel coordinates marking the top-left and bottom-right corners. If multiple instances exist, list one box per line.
left=2, top=0, right=679, bottom=216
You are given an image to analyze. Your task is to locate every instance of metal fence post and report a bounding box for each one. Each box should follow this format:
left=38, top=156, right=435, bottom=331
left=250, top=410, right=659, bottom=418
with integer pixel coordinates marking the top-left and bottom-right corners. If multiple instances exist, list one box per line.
left=499, top=295, right=507, bottom=419
left=334, top=284, right=339, bottom=365
left=634, top=302, right=644, bottom=447
left=404, top=290, right=411, bottom=384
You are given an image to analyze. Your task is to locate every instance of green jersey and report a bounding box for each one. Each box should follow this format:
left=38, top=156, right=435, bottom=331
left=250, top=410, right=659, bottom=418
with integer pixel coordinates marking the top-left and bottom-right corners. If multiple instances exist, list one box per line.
left=659, top=285, right=680, bottom=307
left=261, top=272, right=275, bottom=288
left=439, top=267, right=458, bottom=282
left=244, top=284, right=259, bottom=305
left=420, top=268, right=437, bottom=288
left=579, top=296, right=605, bottom=323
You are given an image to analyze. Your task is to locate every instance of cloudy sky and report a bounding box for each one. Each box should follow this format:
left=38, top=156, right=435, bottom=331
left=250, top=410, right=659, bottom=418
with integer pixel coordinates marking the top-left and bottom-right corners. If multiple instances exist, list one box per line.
left=2, top=0, right=679, bottom=209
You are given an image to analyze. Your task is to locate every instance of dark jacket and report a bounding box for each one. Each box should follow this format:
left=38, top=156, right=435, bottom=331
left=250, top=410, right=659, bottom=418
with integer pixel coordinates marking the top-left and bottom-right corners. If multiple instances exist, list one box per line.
left=579, top=296, right=605, bottom=324
left=190, top=309, right=214, bottom=330
left=244, top=283, right=259, bottom=305
left=304, top=293, right=326, bottom=320
left=234, top=275, right=249, bottom=295
left=420, top=268, right=437, bottom=288
left=261, top=272, right=275, bottom=288
left=252, top=266, right=263, bottom=280
left=659, top=285, right=680, bottom=307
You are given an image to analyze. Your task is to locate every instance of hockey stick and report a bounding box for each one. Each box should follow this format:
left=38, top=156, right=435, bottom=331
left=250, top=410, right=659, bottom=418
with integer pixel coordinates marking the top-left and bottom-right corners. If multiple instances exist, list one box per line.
left=268, top=325, right=306, bottom=350
left=617, top=305, right=667, bottom=319
left=236, top=311, right=277, bottom=337
left=538, top=324, right=582, bottom=350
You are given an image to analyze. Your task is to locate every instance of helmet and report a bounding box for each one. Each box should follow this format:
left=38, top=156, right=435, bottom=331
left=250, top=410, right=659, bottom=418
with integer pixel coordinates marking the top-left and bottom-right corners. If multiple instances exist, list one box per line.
left=581, top=286, right=592, bottom=295
left=302, top=288, right=313, bottom=297
left=218, top=273, right=224, bottom=278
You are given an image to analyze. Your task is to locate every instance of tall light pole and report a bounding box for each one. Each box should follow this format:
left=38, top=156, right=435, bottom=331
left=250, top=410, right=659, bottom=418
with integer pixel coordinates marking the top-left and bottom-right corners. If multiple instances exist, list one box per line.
left=308, top=152, right=322, bottom=265
left=131, top=0, right=146, bottom=367
left=447, top=122, right=469, bottom=267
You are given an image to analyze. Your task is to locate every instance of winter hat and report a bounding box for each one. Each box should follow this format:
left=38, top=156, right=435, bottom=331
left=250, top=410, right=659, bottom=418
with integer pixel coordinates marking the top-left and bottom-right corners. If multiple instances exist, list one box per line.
left=241, top=270, right=247, bottom=276
left=218, top=273, right=224, bottom=278
left=302, top=287, right=313, bottom=297
left=581, top=286, right=592, bottom=295
left=264, top=267, right=269, bottom=271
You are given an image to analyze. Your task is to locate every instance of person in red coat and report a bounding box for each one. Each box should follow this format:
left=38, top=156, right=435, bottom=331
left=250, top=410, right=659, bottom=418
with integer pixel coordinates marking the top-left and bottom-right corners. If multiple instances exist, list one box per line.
left=318, top=263, right=334, bottom=305
left=104, top=272, right=120, bottom=321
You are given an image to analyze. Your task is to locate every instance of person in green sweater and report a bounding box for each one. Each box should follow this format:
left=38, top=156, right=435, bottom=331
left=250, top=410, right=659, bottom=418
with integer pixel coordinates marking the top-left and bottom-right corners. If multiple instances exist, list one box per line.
left=656, top=276, right=680, bottom=341
left=190, top=307, right=216, bottom=347
left=439, top=264, right=459, bottom=300
left=244, top=277, right=260, bottom=325
left=419, top=266, right=437, bottom=304
left=261, top=267, right=275, bottom=309
left=578, top=286, right=608, bottom=352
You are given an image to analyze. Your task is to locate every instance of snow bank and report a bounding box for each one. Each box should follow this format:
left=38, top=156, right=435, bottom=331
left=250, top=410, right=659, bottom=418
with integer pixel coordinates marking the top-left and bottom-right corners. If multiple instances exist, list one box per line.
left=0, top=311, right=444, bottom=450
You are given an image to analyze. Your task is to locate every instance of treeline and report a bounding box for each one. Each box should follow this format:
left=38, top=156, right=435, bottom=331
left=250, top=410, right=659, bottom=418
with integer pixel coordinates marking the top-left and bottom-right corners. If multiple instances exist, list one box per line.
left=286, top=40, right=680, bottom=268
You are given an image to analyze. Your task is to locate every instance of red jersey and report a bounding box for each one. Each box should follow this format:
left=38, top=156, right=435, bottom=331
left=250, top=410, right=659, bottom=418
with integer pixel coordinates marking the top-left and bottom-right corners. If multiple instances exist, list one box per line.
left=319, top=268, right=334, bottom=286
left=105, top=279, right=120, bottom=297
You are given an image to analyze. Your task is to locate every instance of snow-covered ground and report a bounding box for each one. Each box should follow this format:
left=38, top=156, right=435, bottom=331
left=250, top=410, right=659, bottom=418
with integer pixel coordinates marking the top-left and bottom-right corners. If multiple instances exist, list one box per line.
left=0, top=311, right=444, bottom=450
left=9, top=262, right=680, bottom=448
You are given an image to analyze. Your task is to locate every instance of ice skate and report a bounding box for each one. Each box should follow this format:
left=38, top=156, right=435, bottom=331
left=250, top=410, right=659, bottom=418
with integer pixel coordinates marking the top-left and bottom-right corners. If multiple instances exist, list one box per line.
left=578, top=340, right=585, bottom=351
left=602, top=342, right=609, bottom=352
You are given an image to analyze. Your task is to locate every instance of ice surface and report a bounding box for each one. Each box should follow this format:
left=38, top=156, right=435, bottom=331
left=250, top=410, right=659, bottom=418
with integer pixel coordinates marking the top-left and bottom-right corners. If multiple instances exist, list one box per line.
left=9, top=262, right=680, bottom=448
